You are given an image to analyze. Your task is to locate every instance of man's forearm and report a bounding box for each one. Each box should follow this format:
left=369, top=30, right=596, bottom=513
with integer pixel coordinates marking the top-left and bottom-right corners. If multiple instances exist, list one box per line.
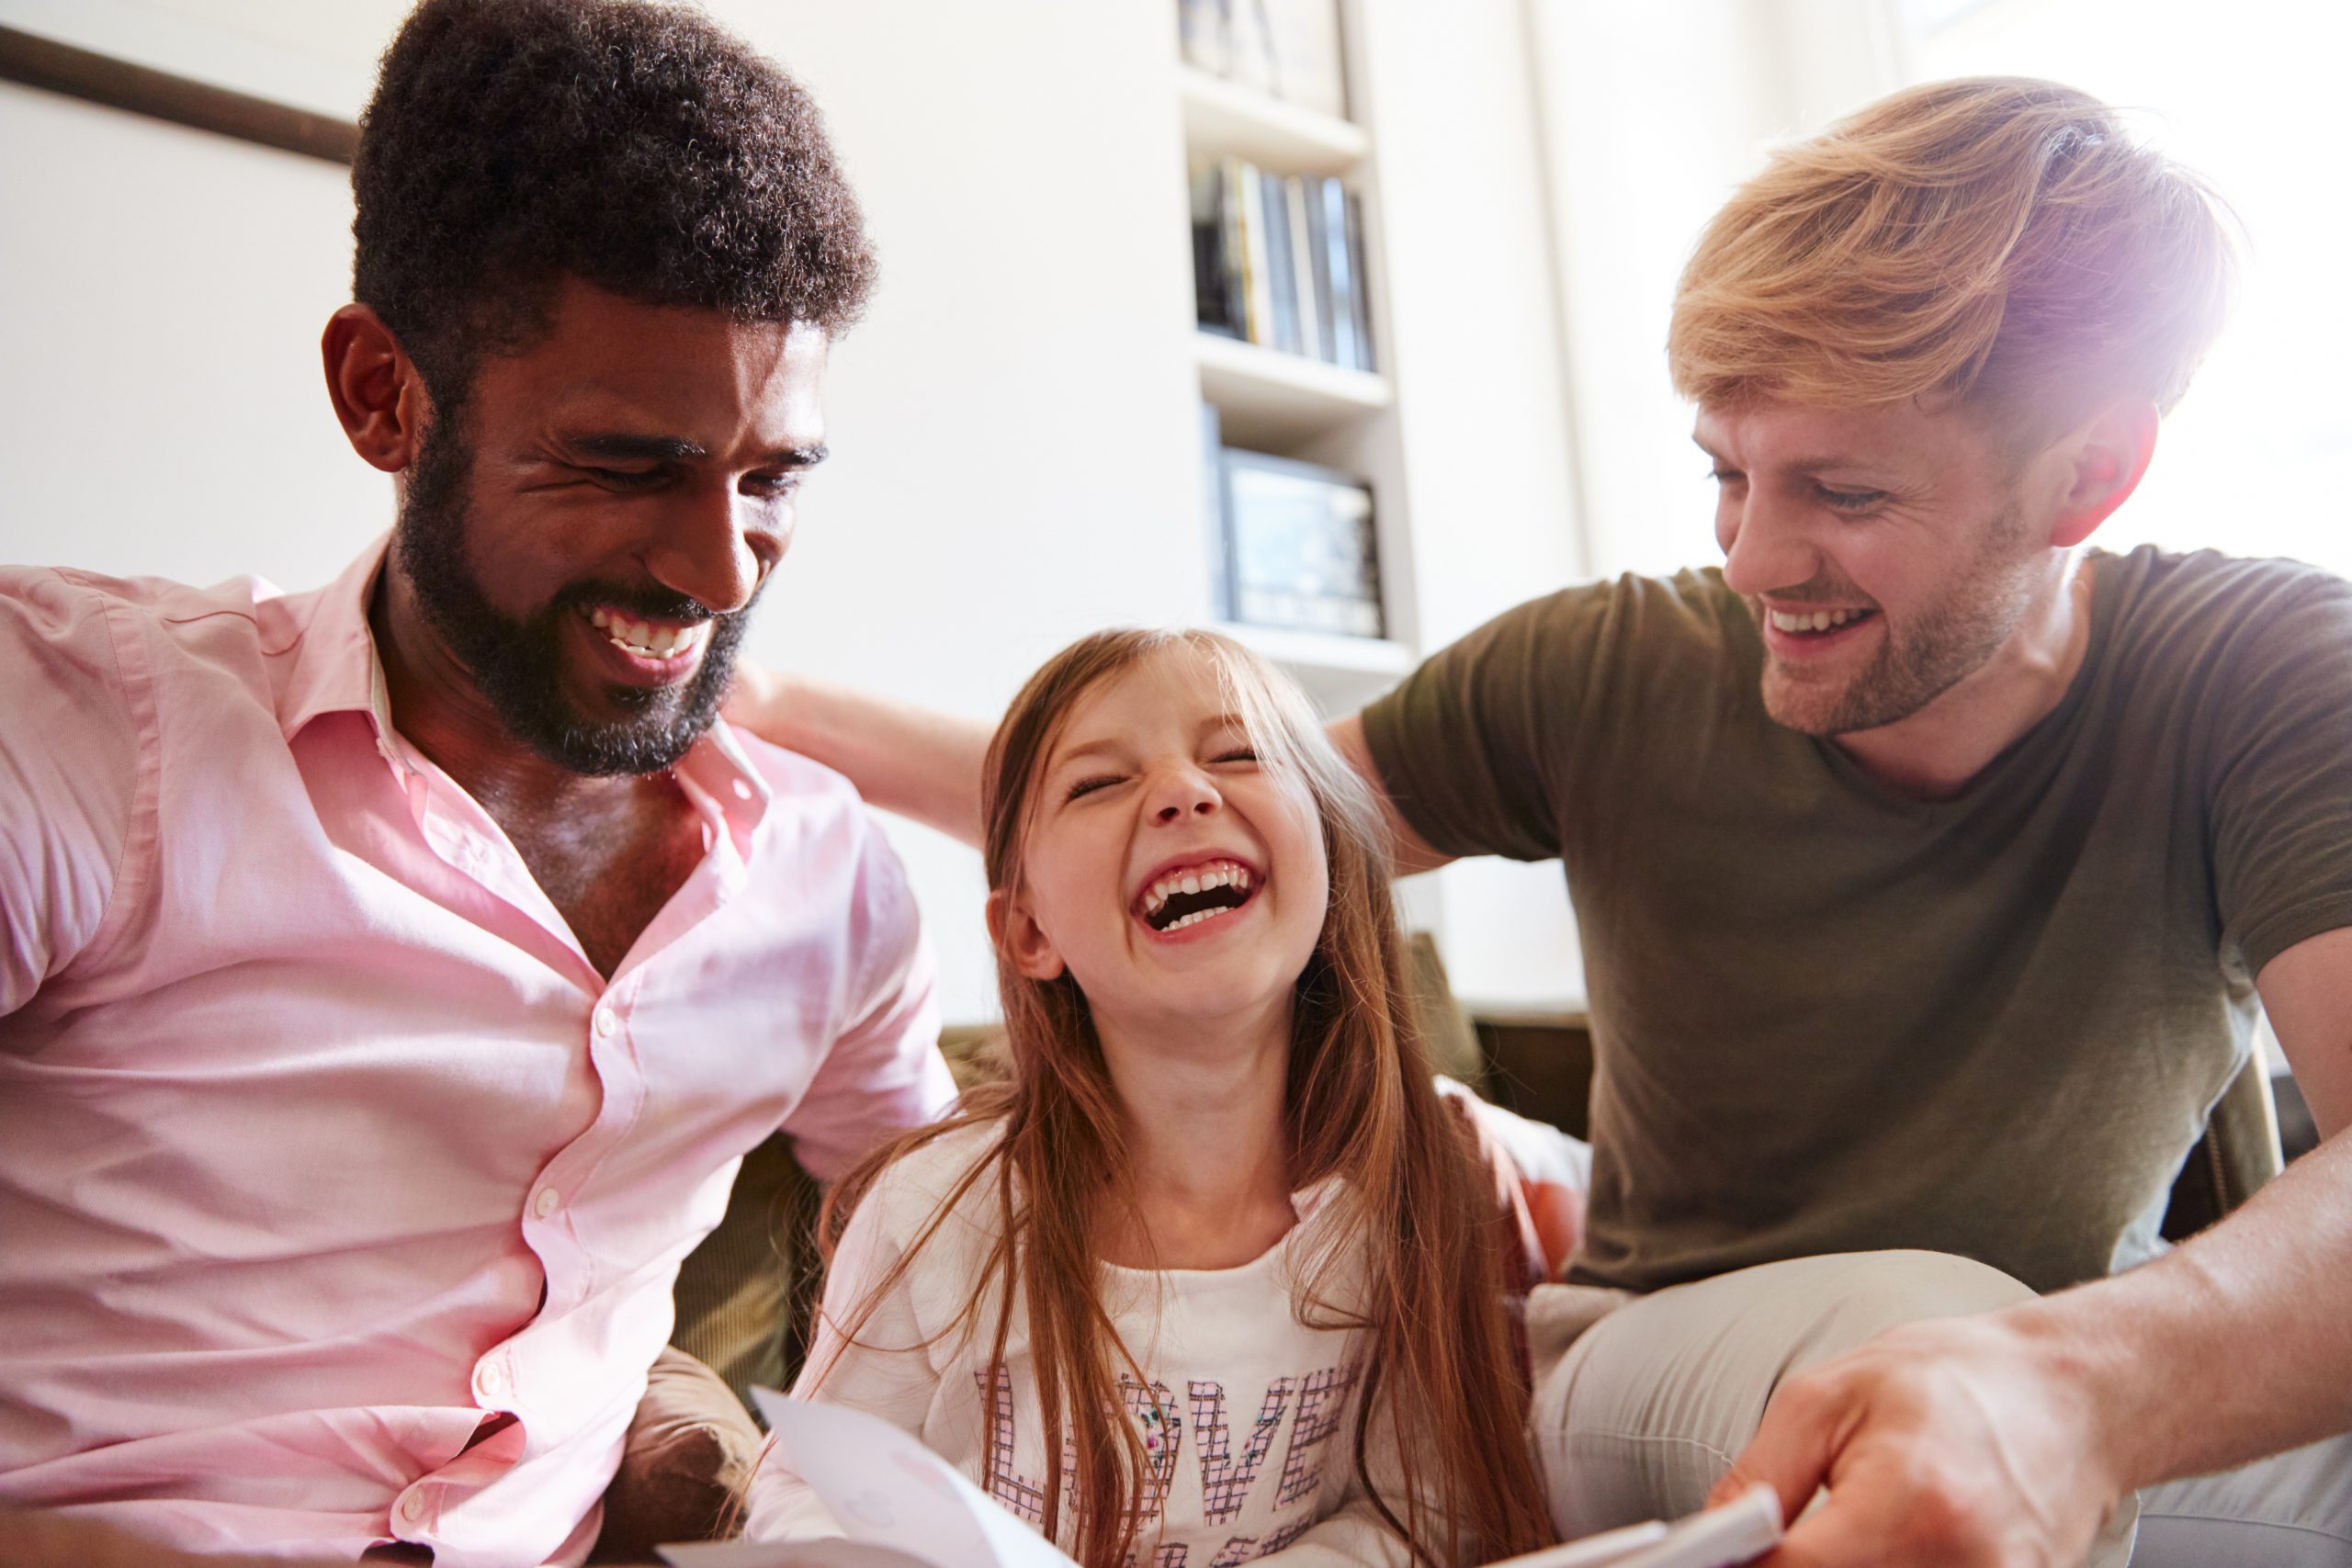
left=2025, top=1128, right=2352, bottom=1488
left=0, top=1509, right=347, bottom=1568
left=729, top=670, right=992, bottom=848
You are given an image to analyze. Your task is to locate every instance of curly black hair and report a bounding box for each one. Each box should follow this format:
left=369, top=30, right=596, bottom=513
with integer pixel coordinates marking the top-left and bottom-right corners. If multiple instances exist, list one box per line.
left=352, top=0, right=876, bottom=405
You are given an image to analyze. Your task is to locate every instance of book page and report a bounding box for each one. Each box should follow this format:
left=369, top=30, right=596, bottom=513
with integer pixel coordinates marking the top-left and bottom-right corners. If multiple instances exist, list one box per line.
left=659, top=1539, right=931, bottom=1568
left=1482, top=1483, right=1781, bottom=1568
left=748, top=1388, right=1082, bottom=1568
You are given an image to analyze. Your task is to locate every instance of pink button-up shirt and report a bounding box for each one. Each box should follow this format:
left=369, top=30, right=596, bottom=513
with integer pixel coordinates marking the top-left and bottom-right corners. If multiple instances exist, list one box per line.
left=0, top=544, right=957, bottom=1565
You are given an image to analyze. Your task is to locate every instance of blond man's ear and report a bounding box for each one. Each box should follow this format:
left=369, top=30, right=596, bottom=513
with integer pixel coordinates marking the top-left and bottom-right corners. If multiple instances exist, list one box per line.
left=2045, top=400, right=2159, bottom=549
left=987, top=888, right=1067, bottom=981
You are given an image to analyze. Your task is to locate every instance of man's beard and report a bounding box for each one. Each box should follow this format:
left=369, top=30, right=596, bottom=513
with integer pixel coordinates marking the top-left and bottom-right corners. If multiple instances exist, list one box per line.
left=1755, top=506, right=2040, bottom=738
left=393, top=413, right=755, bottom=776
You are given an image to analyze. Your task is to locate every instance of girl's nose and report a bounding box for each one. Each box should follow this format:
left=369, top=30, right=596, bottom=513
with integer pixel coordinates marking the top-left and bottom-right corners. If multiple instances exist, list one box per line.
left=1149, top=767, right=1222, bottom=824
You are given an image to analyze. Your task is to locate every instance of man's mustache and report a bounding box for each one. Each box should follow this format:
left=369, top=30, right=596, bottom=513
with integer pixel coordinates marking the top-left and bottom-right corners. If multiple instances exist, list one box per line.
left=1746, top=583, right=1880, bottom=610
left=550, top=581, right=736, bottom=626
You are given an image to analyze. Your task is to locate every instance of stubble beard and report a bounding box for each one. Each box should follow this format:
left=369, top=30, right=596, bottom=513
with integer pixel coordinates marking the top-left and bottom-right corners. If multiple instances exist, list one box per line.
left=392, top=410, right=755, bottom=776
left=1757, top=504, right=2041, bottom=738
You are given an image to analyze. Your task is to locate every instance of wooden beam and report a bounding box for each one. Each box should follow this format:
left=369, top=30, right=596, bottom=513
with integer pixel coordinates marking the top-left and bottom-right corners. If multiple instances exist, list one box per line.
left=0, top=23, right=356, bottom=164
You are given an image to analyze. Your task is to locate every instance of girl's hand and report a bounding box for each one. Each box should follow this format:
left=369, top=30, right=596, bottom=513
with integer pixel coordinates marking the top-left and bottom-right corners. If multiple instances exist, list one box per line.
left=1438, top=1082, right=1590, bottom=1282
left=1527, top=1179, right=1586, bottom=1279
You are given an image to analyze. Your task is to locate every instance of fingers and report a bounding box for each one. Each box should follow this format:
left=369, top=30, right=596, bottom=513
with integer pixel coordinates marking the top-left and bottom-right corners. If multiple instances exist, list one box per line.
left=1706, top=1375, right=1838, bottom=1532
left=1752, top=1504, right=1905, bottom=1568
left=1750, top=1460, right=2015, bottom=1568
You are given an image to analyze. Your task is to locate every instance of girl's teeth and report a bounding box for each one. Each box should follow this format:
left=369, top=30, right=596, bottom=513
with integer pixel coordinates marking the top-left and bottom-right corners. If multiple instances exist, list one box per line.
left=1140, top=860, right=1259, bottom=919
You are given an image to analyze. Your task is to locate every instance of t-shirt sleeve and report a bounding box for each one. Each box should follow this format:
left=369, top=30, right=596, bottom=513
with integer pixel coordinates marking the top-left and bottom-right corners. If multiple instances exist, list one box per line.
left=779, top=812, right=957, bottom=1181
left=2206, top=569, right=2352, bottom=976
left=0, top=570, right=147, bottom=1019
left=1356, top=587, right=1605, bottom=864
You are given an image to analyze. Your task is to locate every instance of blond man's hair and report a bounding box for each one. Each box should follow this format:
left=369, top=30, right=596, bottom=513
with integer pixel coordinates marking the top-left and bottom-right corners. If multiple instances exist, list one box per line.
left=1668, top=77, right=2236, bottom=439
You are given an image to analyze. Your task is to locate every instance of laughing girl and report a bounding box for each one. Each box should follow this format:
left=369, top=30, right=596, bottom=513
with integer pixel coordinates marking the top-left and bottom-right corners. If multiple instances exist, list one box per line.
left=745, top=629, right=1553, bottom=1566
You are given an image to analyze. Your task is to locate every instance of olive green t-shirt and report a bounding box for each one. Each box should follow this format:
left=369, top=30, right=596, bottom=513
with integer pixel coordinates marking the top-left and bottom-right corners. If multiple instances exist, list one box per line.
left=1361, top=547, right=2352, bottom=1295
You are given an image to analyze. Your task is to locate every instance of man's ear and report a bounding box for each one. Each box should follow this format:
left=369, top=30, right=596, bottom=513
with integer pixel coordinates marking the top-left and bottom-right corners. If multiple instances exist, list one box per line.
left=322, top=304, right=431, bottom=474
left=986, top=889, right=1066, bottom=982
left=2047, top=400, right=2159, bottom=548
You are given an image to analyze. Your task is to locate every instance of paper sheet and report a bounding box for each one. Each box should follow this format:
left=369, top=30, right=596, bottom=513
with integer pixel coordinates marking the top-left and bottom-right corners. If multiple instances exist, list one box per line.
left=748, top=1388, right=1081, bottom=1568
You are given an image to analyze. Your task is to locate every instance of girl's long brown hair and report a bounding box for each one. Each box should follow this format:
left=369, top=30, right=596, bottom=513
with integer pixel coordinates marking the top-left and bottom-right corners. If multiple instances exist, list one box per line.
left=810, top=629, right=1554, bottom=1567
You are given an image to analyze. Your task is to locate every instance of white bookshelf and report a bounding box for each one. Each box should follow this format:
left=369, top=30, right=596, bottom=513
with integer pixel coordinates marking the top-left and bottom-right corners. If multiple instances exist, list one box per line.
left=1178, top=64, right=1368, bottom=174
left=1193, top=332, right=1390, bottom=447
left=1180, top=1, right=1415, bottom=716
left=1216, top=622, right=1413, bottom=711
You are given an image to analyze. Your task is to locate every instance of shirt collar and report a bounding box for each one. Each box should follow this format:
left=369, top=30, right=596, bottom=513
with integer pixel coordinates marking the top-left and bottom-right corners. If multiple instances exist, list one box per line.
left=277, top=535, right=774, bottom=847
left=275, top=535, right=398, bottom=746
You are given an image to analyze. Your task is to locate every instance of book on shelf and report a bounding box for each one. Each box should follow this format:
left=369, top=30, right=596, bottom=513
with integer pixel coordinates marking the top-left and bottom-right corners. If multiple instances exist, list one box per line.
left=1176, top=0, right=1349, bottom=119
left=1190, top=158, right=1375, bottom=372
left=1190, top=164, right=1238, bottom=339
left=1341, top=186, right=1374, bottom=371
left=1259, top=165, right=1299, bottom=355
left=1285, top=175, right=1323, bottom=363
left=1319, top=174, right=1359, bottom=371
left=1219, top=448, right=1384, bottom=640
left=660, top=1391, right=1784, bottom=1568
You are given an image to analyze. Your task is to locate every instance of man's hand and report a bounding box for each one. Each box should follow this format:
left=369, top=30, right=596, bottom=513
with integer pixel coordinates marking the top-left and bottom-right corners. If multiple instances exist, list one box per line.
left=720, top=659, right=786, bottom=734
left=1707, top=1308, right=2132, bottom=1567
left=717, top=663, right=991, bottom=849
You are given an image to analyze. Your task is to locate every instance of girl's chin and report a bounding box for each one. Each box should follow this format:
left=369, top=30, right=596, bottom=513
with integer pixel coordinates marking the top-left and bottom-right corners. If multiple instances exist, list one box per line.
left=1087, top=954, right=1314, bottom=1032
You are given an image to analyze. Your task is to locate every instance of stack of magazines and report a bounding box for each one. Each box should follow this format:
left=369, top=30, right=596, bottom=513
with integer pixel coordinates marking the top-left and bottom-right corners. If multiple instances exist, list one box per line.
left=1192, top=158, right=1376, bottom=373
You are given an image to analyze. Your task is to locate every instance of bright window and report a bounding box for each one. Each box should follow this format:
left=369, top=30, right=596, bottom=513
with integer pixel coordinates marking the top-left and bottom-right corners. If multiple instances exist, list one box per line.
left=1904, top=0, right=2352, bottom=575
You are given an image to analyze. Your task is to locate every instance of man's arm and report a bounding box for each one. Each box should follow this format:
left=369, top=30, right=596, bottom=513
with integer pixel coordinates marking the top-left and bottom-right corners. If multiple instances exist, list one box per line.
left=726, top=666, right=992, bottom=849
left=0, top=572, right=144, bottom=1019
left=0, top=1511, right=351, bottom=1568
left=1713, top=929, right=2352, bottom=1567
left=1326, top=713, right=1455, bottom=876
left=726, top=668, right=1462, bottom=877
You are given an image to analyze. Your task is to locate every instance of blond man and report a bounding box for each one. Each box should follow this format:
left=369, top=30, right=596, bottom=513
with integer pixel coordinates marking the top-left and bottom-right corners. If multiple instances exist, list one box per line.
left=734, top=78, right=2352, bottom=1567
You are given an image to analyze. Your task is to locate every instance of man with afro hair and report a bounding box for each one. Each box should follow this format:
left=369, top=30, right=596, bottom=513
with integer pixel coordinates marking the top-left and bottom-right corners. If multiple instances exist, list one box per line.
left=0, top=3, right=954, bottom=1562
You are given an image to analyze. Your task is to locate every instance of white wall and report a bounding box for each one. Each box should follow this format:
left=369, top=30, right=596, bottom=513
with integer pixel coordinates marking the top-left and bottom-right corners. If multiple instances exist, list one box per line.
left=0, top=1, right=1594, bottom=1020
left=1529, top=0, right=1902, bottom=585
left=0, top=82, right=390, bottom=591
left=1351, top=0, right=1589, bottom=1009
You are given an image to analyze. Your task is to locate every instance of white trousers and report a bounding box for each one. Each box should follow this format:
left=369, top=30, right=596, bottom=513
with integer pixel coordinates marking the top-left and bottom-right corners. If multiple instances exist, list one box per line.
left=1528, top=1251, right=2352, bottom=1567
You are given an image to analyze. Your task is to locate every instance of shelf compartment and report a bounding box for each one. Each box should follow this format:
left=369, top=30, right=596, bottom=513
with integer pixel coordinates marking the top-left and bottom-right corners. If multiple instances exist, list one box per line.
left=1179, top=66, right=1368, bottom=175
left=1216, top=622, right=1414, bottom=714
left=1194, top=333, right=1389, bottom=448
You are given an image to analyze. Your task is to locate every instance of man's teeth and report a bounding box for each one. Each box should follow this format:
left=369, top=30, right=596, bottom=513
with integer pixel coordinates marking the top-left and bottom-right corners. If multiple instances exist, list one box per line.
left=1139, top=861, right=1253, bottom=920
left=1769, top=607, right=1869, bottom=634
left=589, top=606, right=707, bottom=659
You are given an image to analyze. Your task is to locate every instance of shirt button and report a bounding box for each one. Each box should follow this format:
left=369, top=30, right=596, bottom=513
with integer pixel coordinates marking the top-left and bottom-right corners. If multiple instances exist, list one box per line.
left=534, top=1187, right=560, bottom=1219
left=399, top=1492, right=427, bottom=1523
left=593, top=1007, right=617, bottom=1038
left=731, top=778, right=753, bottom=801
left=477, top=1359, right=505, bottom=1397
